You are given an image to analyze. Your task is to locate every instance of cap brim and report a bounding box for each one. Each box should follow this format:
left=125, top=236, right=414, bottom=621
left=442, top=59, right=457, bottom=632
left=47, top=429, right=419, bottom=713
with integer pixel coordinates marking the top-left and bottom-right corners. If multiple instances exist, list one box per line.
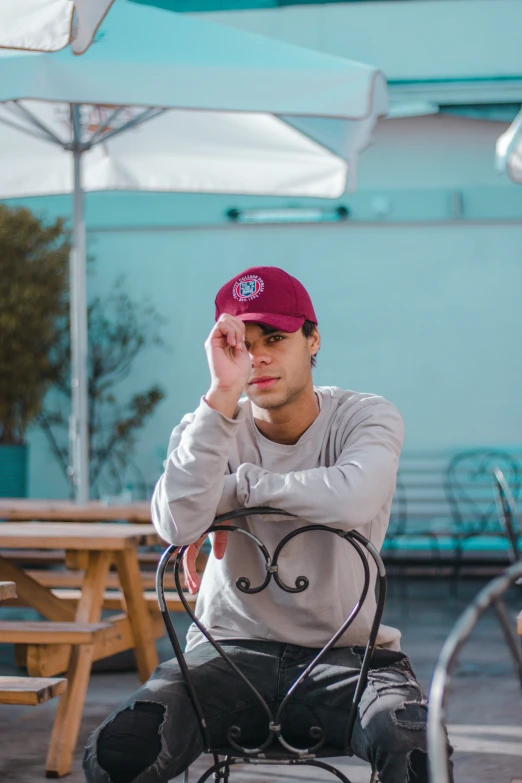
left=238, top=312, right=305, bottom=333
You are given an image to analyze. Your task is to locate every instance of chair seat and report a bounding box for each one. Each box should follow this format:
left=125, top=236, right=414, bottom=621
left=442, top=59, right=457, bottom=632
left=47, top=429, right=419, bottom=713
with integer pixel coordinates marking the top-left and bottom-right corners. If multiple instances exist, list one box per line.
left=211, top=743, right=349, bottom=762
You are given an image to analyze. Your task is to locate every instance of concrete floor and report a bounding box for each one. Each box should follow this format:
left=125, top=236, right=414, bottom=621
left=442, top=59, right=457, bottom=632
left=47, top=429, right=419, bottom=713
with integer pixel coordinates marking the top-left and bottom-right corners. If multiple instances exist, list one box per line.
left=0, top=578, right=521, bottom=782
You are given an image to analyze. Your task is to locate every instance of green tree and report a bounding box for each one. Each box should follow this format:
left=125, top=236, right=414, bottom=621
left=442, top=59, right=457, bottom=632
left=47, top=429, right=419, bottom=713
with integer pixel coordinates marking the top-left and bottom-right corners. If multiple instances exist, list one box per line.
left=0, top=204, right=70, bottom=445
left=0, top=202, right=165, bottom=495
left=38, top=279, right=166, bottom=497
left=38, top=278, right=165, bottom=493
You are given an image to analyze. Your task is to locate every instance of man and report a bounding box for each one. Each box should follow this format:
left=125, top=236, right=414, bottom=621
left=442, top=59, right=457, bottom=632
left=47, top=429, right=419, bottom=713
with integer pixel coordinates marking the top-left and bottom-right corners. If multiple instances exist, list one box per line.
left=84, top=266, right=451, bottom=783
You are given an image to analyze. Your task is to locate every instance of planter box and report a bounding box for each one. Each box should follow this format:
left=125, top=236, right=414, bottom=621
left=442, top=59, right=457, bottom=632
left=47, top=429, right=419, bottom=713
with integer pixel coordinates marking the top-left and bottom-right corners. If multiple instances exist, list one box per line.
left=0, top=445, right=28, bottom=497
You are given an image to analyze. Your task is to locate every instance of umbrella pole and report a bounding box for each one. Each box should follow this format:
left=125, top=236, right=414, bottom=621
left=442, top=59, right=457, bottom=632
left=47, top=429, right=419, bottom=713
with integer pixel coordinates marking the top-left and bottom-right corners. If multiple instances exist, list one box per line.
left=69, top=131, right=90, bottom=503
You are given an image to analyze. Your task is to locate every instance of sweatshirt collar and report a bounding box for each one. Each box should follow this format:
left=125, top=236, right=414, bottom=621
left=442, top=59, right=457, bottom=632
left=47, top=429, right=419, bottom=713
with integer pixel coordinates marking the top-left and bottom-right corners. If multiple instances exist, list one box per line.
left=247, top=387, right=331, bottom=452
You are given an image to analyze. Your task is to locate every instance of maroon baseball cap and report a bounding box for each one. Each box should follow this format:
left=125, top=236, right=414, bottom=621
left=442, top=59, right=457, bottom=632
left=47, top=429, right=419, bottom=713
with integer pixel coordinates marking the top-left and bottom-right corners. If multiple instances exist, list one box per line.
left=215, top=266, right=317, bottom=333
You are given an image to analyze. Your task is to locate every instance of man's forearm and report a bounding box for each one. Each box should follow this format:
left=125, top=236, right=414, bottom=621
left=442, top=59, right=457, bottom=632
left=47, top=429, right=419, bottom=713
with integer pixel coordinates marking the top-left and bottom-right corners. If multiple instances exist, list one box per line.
left=235, top=462, right=395, bottom=528
left=234, top=404, right=404, bottom=529
left=151, top=400, right=243, bottom=545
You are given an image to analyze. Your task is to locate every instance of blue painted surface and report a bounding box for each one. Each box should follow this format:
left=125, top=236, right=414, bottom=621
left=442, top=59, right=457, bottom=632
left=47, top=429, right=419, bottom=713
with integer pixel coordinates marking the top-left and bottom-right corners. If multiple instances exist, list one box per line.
left=21, top=207, right=522, bottom=501
left=2, top=1, right=521, bottom=507
left=0, top=445, right=28, bottom=498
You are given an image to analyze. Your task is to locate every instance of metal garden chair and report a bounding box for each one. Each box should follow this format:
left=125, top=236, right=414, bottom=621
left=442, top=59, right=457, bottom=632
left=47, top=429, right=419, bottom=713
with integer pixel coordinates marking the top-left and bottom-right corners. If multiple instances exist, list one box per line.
left=492, top=465, right=522, bottom=566
left=428, top=560, right=522, bottom=783
left=385, top=475, right=441, bottom=560
left=156, top=507, right=387, bottom=783
left=444, top=449, right=521, bottom=585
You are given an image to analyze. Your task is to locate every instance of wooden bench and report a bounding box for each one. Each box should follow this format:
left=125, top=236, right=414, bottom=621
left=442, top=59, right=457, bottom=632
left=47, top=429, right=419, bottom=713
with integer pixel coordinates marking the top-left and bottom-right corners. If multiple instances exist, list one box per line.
left=0, top=546, right=192, bottom=679
left=0, top=676, right=67, bottom=706
left=0, top=523, right=162, bottom=777
left=5, top=568, right=156, bottom=591
left=0, top=541, right=205, bottom=683
left=0, top=583, right=68, bottom=708
left=0, top=620, right=121, bottom=645
left=48, top=589, right=195, bottom=612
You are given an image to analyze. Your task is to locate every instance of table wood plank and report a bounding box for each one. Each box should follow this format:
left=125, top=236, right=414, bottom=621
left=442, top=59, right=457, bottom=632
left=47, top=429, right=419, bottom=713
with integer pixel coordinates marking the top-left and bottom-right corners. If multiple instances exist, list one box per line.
left=0, top=581, right=16, bottom=600
left=517, top=611, right=522, bottom=636
left=0, top=499, right=151, bottom=522
left=0, top=522, right=159, bottom=550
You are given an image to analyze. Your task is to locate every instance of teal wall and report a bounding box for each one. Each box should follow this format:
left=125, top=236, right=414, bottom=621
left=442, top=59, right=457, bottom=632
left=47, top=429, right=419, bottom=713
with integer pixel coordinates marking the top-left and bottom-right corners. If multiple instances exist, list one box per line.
left=26, top=210, right=522, bottom=498
left=19, top=113, right=522, bottom=498
left=200, top=0, right=522, bottom=83
left=9, top=0, right=522, bottom=498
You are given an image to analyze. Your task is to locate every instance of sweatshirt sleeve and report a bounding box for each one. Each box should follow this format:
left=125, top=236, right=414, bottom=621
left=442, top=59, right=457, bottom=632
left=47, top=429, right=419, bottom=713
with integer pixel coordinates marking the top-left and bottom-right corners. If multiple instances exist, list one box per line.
left=235, top=401, right=404, bottom=529
left=151, top=398, right=244, bottom=545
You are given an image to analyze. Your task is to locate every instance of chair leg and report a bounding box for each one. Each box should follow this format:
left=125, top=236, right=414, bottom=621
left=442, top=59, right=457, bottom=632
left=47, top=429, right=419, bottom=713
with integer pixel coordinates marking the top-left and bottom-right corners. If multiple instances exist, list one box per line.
left=493, top=598, right=522, bottom=688
left=450, top=537, right=465, bottom=601
left=217, top=759, right=231, bottom=783
left=303, top=759, right=353, bottom=783
left=182, top=768, right=190, bottom=783
left=195, top=760, right=231, bottom=783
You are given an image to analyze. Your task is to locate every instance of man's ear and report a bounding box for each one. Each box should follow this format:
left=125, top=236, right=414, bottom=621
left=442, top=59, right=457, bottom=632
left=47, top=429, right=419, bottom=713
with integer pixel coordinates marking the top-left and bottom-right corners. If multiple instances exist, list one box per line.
left=309, top=327, right=320, bottom=357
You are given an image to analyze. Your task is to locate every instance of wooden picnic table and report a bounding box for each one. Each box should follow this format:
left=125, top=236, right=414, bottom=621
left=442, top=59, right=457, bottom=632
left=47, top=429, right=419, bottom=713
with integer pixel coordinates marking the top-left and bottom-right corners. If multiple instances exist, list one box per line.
left=0, top=498, right=151, bottom=522
left=0, top=581, right=16, bottom=601
left=0, top=523, right=162, bottom=777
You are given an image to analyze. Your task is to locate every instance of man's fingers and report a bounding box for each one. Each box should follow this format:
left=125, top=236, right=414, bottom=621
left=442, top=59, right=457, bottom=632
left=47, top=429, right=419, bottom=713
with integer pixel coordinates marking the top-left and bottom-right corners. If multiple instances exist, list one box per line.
left=221, top=322, right=238, bottom=348
left=213, top=530, right=228, bottom=560
left=213, top=315, right=245, bottom=349
left=183, top=542, right=201, bottom=595
left=182, top=524, right=229, bottom=594
left=221, top=313, right=246, bottom=334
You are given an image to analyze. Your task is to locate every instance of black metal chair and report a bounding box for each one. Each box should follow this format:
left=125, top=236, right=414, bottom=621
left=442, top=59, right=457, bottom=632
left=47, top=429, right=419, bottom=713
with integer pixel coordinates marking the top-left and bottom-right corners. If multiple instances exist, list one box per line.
left=428, top=560, right=522, bottom=783
left=492, top=465, right=522, bottom=566
left=444, top=449, right=522, bottom=584
left=156, top=507, right=387, bottom=783
left=385, top=475, right=441, bottom=560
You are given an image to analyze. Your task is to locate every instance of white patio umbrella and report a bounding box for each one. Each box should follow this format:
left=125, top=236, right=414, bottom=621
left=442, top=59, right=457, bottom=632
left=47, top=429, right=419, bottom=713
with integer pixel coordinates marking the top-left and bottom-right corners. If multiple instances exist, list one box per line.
left=0, top=0, right=115, bottom=55
left=0, top=2, right=388, bottom=502
left=495, top=107, right=522, bottom=184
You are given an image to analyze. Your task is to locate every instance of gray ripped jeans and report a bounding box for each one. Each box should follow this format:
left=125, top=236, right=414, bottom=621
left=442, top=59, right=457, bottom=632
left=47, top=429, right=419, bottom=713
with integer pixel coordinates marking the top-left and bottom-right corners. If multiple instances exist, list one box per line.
left=83, top=640, right=453, bottom=783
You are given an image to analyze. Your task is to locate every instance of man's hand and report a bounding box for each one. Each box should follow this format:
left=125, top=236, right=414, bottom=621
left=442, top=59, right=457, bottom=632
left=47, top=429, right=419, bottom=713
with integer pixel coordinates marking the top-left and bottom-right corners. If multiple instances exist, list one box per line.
left=205, top=314, right=251, bottom=419
left=183, top=315, right=247, bottom=590
left=183, top=526, right=228, bottom=594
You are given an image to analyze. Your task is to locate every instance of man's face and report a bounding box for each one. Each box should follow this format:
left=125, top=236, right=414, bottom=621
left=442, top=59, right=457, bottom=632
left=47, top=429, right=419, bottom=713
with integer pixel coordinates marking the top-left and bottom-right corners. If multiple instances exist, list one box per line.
left=243, top=322, right=319, bottom=410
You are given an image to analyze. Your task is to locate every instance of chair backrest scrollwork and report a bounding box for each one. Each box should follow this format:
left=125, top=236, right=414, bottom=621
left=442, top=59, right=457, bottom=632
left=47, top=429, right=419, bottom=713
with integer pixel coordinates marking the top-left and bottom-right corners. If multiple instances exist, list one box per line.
left=156, top=507, right=387, bottom=760
left=444, top=449, right=521, bottom=535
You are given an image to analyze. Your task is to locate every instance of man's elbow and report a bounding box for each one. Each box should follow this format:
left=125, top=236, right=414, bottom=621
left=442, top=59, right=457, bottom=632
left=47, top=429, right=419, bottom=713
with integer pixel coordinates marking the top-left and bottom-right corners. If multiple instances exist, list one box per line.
left=151, top=498, right=204, bottom=547
left=151, top=479, right=184, bottom=546
left=152, top=490, right=215, bottom=548
left=332, top=493, right=386, bottom=530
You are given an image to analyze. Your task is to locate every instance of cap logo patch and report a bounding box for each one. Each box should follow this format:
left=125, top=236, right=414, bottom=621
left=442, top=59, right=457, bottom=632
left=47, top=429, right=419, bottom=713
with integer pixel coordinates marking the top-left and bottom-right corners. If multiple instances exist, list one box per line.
left=233, top=275, right=264, bottom=302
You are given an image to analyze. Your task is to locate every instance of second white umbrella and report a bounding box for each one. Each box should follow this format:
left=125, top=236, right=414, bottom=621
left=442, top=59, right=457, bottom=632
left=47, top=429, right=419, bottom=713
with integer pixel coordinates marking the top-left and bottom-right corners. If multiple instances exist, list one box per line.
left=496, top=108, right=522, bottom=184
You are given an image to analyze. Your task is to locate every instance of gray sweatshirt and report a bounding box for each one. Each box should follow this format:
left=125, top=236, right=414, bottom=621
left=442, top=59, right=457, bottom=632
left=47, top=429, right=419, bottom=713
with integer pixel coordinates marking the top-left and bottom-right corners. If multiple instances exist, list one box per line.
left=152, top=386, right=404, bottom=652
